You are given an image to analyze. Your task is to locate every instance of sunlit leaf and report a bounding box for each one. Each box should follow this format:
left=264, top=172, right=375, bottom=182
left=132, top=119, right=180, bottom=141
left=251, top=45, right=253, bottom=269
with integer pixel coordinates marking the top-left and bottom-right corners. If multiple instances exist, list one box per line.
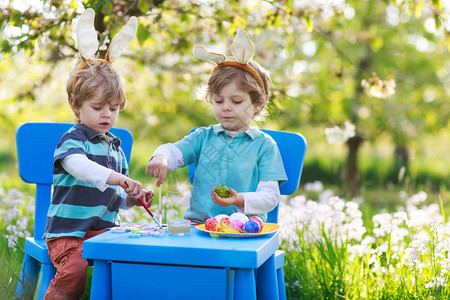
left=0, top=40, right=11, bottom=54
left=304, top=16, right=313, bottom=33
left=274, top=15, right=283, bottom=28
left=70, top=0, right=79, bottom=11
left=181, top=13, right=189, bottom=23
left=105, top=1, right=113, bottom=14
left=432, top=0, right=443, bottom=9
left=136, top=27, right=150, bottom=45
left=370, top=37, right=384, bottom=52
left=414, top=2, right=424, bottom=19
left=138, top=0, right=150, bottom=14
left=285, top=0, right=293, bottom=15
left=10, top=10, right=22, bottom=25
left=424, top=111, right=437, bottom=127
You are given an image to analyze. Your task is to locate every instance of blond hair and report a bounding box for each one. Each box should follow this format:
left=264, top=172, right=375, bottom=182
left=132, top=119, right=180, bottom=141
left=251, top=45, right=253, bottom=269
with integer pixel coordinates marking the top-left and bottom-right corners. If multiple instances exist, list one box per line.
left=67, top=60, right=126, bottom=110
left=205, top=58, right=271, bottom=116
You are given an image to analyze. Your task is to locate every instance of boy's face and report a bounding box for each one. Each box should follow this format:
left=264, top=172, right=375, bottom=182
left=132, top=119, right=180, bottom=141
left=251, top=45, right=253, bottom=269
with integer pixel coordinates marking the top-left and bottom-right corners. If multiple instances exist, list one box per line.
left=212, top=80, right=263, bottom=132
left=70, top=88, right=120, bottom=135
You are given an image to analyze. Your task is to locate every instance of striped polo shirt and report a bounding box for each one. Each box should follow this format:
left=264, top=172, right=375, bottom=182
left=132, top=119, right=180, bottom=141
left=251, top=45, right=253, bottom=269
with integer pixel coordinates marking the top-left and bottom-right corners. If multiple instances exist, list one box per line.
left=44, top=124, right=128, bottom=238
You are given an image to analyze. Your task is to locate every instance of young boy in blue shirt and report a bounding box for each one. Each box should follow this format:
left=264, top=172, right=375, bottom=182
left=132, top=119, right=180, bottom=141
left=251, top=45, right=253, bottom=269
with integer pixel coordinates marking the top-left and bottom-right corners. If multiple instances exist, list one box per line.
left=146, top=30, right=287, bottom=223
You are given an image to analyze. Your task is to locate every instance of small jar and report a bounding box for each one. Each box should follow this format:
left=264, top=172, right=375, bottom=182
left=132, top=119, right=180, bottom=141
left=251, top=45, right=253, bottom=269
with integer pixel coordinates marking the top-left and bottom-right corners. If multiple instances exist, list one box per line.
left=168, top=219, right=190, bottom=236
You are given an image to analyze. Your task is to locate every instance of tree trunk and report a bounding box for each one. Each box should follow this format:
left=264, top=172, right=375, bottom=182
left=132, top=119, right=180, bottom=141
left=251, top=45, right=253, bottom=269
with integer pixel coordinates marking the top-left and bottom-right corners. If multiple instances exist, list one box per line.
left=394, top=145, right=409, bottom=182
left=344, top=1, right=374, bottom=196
left=346, top=135, right=363, bottom=197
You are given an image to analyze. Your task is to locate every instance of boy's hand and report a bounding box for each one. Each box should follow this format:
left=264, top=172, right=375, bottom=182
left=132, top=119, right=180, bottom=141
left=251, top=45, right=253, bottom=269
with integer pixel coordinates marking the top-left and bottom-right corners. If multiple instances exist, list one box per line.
left=211, top=187, right=244, bottom=207
left=120, top=178, right=145, bottom=200
left=146, top=155, right=168, bottom=187
left=126, top=190, right=154, bottom=208
left=140, top=190, right=154, bottom=207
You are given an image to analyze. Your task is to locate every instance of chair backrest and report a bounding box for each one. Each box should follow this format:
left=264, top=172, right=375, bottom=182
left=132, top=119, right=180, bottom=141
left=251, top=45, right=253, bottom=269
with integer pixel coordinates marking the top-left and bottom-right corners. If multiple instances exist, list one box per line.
left=187, top=128, right=307, bottom=223
left=15, top=122, right=133, bottom=240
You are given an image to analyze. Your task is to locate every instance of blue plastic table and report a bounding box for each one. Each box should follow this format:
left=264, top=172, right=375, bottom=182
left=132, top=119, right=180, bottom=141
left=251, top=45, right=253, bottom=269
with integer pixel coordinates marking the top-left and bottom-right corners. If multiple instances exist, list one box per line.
left=83, top=225, right=280, bottom=300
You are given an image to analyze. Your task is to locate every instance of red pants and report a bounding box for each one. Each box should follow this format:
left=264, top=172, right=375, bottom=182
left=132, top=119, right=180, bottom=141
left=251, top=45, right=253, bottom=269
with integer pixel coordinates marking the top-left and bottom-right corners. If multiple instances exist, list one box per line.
left=44, top=230, right=106, bottom=300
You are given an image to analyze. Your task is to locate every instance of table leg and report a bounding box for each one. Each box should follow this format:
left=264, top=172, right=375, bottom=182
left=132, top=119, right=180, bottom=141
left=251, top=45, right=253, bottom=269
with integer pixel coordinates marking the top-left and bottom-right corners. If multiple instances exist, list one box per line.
left=256, top=254, right=279, bottom=300
left=89, top=260, right=111, bottom=300
left=234, top=268, right=256, bottom=300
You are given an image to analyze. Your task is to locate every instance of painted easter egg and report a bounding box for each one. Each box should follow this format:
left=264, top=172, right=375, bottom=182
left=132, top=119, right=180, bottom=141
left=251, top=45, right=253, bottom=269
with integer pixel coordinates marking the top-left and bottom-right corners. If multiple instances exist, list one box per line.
left=230, top=212, right=249, bottom=223
left=219, top=216, right=231, bottom=228
left=229, top=220, right=245, bottom=232
left=215, top=185, right=229, bottom=198
left=249, top=216, right=264, bottom=230
left=205, top=218, right=220, bottom=231
left=214, top=214, right=229, bottom=222
left=242, top=220, right=261, bottom=233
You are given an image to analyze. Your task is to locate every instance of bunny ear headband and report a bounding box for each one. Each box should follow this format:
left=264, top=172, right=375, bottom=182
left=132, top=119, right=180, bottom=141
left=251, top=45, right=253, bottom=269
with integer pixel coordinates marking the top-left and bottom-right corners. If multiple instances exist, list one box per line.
left=73, top=8, right=138, bottom=89
left=193, top=29, right=266, bottom=94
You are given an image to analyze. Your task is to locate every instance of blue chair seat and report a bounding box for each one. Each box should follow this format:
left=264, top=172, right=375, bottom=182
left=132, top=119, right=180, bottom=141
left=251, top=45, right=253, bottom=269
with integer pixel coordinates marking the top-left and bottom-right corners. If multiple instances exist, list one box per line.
left=24, top=238, right=53, bottom=264
left=15, top=122, right=133, bottom=300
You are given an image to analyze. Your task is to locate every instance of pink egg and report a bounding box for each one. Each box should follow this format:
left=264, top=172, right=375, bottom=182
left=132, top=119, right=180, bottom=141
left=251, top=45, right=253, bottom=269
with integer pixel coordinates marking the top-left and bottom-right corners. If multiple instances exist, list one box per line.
left=205, top=218, right=220, bottom=231
left=229, top=220, right=245, bottom=232
left=249, top=216, right=264, bottom=230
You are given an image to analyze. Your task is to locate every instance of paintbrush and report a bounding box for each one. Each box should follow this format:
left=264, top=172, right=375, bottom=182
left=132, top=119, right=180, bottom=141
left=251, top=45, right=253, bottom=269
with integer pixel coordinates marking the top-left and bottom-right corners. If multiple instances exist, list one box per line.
left=158, top=185, right=162, bottom=227
left=124, top=181, right=161, bottom=227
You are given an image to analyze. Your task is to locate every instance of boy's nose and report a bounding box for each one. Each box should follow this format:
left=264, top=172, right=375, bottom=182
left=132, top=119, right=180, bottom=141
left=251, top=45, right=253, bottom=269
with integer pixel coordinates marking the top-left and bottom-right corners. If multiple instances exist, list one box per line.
left=223, top=102, right=232, bottom=111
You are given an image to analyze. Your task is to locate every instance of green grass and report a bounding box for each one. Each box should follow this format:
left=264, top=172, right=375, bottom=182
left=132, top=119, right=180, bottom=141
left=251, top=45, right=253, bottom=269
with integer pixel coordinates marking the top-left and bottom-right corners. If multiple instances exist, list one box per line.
left=0, top=239, right=93, bottom=300
left=0, top=231, right=26, bottom=299
left=284, top=225, right=352, bottom=299
left=281, top=186, right=449, bottom=300
left=2, top=183, right=447, bottom=299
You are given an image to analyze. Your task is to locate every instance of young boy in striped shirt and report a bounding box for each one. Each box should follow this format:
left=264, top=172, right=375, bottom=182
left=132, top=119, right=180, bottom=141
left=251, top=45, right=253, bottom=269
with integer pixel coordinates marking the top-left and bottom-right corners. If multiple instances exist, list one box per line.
left=43, top=60, right=153, bottom=300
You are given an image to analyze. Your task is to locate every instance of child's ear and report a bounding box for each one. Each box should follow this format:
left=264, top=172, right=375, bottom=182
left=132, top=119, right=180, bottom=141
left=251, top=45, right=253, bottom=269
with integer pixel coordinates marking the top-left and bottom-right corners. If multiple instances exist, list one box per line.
left=253, top=101, right=264, bottom=115
left=69, top=97, right=80, bottom=117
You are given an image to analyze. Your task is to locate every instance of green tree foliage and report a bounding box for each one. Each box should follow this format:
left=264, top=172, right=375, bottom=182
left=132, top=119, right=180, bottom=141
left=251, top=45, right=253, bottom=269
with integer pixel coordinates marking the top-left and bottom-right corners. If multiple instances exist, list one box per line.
left=1, top=0, right=449, bottom=194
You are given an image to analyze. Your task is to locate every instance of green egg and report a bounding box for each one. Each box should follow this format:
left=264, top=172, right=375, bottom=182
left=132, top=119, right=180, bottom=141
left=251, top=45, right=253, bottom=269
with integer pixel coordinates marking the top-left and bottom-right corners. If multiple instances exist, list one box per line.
left=215, top=185, right=229, bottom=198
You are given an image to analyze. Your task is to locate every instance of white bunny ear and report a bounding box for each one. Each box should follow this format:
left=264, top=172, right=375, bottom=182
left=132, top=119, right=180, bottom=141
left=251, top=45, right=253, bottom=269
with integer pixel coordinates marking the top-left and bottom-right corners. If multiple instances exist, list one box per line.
left=193, top=45, right=226, bottom=65
left=76, top=8, right=99, bottom=60
left=106, top=16, right=138, bottom=62
left=231, top=29, right=254, bottom=64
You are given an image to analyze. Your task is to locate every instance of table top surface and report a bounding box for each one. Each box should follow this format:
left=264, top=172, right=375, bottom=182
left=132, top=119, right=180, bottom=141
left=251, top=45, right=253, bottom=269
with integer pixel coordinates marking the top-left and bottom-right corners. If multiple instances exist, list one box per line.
left=83, top=225, right=280, bottom=269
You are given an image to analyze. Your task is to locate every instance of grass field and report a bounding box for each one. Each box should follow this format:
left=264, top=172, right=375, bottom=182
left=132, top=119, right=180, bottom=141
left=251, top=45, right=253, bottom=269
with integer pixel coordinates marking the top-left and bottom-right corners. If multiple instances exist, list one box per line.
left=1, top=179, right=448, bottom=299
left=280, top=185, right=449, bottom=299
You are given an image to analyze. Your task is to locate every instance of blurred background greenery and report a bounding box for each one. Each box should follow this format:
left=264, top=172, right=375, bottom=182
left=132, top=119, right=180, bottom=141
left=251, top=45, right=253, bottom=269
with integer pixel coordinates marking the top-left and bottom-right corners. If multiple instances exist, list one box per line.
left=0, top=0, right=449, bottom=196
left=1, top=1, right=449, bottom=298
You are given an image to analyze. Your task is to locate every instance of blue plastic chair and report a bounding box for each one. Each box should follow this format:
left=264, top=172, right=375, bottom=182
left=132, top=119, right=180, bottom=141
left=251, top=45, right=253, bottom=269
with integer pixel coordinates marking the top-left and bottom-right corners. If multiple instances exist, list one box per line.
left=15, top=122, right=133, bottom=300
left=187, top=128, right=307, bottom=300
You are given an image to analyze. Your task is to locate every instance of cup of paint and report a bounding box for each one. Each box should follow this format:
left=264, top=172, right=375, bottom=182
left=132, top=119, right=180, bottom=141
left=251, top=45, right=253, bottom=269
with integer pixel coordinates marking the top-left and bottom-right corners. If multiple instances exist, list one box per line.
left=168, top=219, right=190, bottom=236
